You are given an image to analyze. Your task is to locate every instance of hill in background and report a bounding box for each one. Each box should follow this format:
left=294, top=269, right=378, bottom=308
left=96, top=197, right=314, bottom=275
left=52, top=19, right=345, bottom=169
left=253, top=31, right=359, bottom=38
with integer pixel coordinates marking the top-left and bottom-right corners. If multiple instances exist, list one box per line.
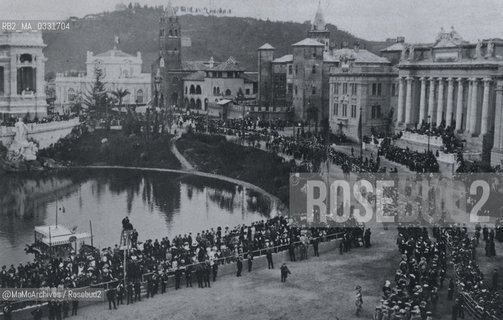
left=42, top=5, right=386, bottom=76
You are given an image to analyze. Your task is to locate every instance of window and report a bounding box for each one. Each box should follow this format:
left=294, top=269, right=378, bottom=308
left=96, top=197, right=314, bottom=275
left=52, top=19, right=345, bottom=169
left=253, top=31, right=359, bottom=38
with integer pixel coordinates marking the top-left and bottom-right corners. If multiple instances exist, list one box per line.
left=185, top=86, right=188, bottom=94
left=288, top=65, right=292, bottom=75
left=342, top=104, right=348, bottom=117
left=196, top=85, right=201, bottom=94
left=295, top=65, right=298, bottom=75
left=391, top=83, right=397, bottom=96
left=312, top=86, right=316, bottom=95
left=351, top=83, right=357, bottom=96
left=20, top=54, right=33, bottom=63
left=136, top=89, right=144, bottom=104
left=333, top=83, right=339, bottom=94
left=287, top=83, right=293, bottom=94
left=342, top=83, right=348, bottom=94
left=225, top=89, right=231, bottom=96
left=295, top=85, right=298, bottom=95
left=371, top=105, right=382, bottom=119
left=312, top=65, right=316, bottom=74
left=333, top=103, right=339, bottom=116
left=67, top=88, right=76, bottom=102
left=245, top=88, right=250, bottom=95
left=17, top=67, right=36, bottom=94
left=169, top=29, right=173, bottom=37
left=189, top=85, right=195, bottom=94
left=160, top=29, right=165, bottom=37
left=351, top=105, right=357, bottom=118
left=373, top=83, right=382, bottom=96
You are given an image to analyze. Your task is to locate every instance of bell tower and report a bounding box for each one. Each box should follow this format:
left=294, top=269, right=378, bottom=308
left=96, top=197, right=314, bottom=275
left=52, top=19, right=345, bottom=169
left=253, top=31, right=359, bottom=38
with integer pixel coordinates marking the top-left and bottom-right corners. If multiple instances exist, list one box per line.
left=157, top=0, right=183, bottom=107
left=307, top=0, right=330, bottom=52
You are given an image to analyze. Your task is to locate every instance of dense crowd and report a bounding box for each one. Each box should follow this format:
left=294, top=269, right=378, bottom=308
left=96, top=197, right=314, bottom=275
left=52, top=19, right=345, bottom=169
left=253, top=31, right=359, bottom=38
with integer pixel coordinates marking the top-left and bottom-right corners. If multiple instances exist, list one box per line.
left=0, top=114, right=77, bottom=127
left=443, top=226, right=502, bottom=319
left=380, top=138, right=439, bottom=173
left=374, top=226, right=445, bottom=320
left=1, top=214, right=368, bottom=317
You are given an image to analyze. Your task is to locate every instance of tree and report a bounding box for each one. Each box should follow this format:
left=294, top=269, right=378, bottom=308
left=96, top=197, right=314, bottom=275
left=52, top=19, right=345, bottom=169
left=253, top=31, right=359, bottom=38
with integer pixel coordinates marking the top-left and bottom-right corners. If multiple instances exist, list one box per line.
left=83, top=67, right=110, bottom=115
left=111, top=88, right=130, bottom=110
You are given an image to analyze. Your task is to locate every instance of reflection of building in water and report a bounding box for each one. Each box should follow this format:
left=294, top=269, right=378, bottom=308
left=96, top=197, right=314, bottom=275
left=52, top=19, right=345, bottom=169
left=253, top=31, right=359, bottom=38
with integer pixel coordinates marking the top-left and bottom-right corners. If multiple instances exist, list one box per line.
left=0, top=30, right=48, bottom=118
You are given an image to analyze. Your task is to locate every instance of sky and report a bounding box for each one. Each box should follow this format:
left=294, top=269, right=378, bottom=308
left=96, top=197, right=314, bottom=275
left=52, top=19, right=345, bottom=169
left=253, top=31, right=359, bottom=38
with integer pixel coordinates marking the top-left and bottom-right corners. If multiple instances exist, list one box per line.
left=1, top=0, right=502, bottom=43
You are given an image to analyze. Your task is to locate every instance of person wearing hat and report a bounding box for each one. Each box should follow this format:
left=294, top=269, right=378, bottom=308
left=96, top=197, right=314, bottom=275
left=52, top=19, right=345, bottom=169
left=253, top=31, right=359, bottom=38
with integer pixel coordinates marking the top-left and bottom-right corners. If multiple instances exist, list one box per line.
left=280, top=263, right=291, bottom=283
left=266, top=245, right=274, bottom=269
left=134, top=280, right=141, bottom=302
left=174, top=266, right=182, bottom=290
left=106, top=285, right=117, bottom=310
left=126, top=281, right=134, bottom=304
left=203, top=262, right=211, bottom=288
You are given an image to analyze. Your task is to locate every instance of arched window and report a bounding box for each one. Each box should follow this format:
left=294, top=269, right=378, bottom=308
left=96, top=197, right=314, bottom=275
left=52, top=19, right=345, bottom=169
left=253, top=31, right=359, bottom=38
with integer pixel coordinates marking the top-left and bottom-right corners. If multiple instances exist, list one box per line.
left=20, top=54, right=33, bottom=63
left=184, top=98, right=189, bottom=108
left=136, top=89, right=144, bottom=104
left=204, top=98, right=209, bottom=109
left=123, top=69, right=129, bottom=78
left=225, top=89, right=231, bottom=96
left=213, top=87, right=216, bottom=95
left=196, top=99, right=201, bottom=109
left=195, top=85, right=201, bottom=94
left=216, top=87, right=220, bottom=95
left=189, top=85, right=195, bottom=94
left=312, top=65, right=316, bottom=74
left=174, top=29, right=178, bottom=36
left=169, top=29, right=173, bottom=37
left=190, top=98, right=195, bottom=109
left=67, top=88, right=76, bottom=102
left=185, top=86, right=188, bottom=94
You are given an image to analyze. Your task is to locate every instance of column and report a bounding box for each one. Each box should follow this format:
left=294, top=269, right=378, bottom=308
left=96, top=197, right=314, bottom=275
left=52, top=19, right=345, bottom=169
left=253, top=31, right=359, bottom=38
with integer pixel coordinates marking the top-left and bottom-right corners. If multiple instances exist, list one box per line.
left=436, top=77, right=444, bottom=126
left=455, top=78, right=464, bottom=131
left=466, top=79, right=473, bottom=131
left=397, top=77, right=405, bottom=124
left=469, top=78, right=479, bottom=133
left=428, top=77, right=435, bottom=123
left=405, top=77, right=413, bottom=125
left=481, top=78, right=492, bottom=135
left=445, top=78, right=454, bottom=127
left=491, top=81, right=503, bottom=166
left=418, top=77, right=427, bottom=125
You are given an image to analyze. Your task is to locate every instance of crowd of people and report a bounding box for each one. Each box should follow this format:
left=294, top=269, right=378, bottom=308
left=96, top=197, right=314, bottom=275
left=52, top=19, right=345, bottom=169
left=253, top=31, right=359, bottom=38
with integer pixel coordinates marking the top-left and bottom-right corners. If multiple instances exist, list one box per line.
left=373, top=226, right=445, bottom=320
left=444, top=226, right=502, bottom=320
left=0, top=114, right=78, bottom=127
left=380, top=138, right=439, bottom=173
left=0, top=214, right=362, bottom=317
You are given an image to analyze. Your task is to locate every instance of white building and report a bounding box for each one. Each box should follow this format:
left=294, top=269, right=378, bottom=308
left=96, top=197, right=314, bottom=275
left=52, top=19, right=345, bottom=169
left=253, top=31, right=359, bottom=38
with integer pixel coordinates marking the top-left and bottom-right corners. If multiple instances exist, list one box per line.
left=0, top=30, right=48, bottom=118
left=54, top=45, right=151, bottom=112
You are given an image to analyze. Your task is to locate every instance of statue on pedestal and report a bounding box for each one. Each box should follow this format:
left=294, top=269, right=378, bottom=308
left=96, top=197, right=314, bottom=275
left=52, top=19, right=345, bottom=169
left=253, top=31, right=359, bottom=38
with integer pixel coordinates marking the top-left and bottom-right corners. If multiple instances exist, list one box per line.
left=7, top=118, right=38, bottom=162
left=475, top=39, right=483, bottom=59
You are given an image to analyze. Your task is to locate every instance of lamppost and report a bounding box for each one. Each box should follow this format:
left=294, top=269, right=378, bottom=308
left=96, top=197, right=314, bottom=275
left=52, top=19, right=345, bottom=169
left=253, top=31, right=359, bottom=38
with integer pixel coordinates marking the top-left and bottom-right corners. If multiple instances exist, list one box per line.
left=427, top=115, right=431, bottom=153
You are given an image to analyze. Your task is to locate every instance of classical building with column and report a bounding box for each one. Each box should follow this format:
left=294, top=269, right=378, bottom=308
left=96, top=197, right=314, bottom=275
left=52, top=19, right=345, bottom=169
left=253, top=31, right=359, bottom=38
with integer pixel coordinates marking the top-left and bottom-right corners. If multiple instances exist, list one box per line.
left=0, top=30, right=48, bottom=118
left=381, top=28, right=503, bottom=166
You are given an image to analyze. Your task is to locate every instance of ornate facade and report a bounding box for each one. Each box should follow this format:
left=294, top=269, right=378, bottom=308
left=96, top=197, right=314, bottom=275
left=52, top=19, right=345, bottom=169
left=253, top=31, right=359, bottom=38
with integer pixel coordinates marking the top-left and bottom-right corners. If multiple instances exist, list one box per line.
left=0, top=31, right=48, bottom=118
left=381, top=28, right=503, bottom=165
left=54, top=46, right=151, bottom=112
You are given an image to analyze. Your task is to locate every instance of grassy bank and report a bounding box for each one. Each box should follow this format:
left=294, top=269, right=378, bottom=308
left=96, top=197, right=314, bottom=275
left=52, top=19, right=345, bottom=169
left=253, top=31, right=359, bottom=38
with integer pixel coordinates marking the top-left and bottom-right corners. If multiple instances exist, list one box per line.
left=176, top=133, right=295, bottom=204
left=39, top=128, right=181, bottom=169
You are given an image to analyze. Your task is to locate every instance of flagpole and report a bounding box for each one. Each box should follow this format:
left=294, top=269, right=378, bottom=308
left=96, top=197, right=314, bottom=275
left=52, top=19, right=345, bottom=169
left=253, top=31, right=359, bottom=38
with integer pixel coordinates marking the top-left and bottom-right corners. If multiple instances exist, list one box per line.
left=55, top=200, right=58, bottom=227
left=359, top=107, right=363, bottom=172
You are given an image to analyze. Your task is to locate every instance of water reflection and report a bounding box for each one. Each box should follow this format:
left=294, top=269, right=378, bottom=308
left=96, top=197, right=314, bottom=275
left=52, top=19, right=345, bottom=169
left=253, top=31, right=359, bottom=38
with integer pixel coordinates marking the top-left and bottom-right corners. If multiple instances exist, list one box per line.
left=0, top=169, right=276, bottom=265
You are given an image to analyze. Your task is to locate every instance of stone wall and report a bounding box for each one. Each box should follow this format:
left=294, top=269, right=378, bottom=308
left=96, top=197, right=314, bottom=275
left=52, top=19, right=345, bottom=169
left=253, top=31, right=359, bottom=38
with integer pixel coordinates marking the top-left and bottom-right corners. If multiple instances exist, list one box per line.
left=0, top=118, right=80, bottom=150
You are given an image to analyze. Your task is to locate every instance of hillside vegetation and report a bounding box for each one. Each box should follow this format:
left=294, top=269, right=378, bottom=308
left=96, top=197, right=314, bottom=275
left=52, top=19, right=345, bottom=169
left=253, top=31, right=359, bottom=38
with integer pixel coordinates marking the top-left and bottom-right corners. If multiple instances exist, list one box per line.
left=42, top=5, right=385, bottom=76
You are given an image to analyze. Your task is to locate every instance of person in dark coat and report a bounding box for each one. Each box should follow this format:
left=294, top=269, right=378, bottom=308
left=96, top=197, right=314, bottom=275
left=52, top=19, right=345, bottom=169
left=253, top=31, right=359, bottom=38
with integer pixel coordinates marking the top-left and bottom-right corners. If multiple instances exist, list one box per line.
left=107, top=287, right=117, bottom=310
left=196, top=264, right=204, bottom=288
left=312, top=237, right=319, bottom=257
left=203, top=263, right=211, bottom=288
left=185, top=265, right=193, bottom=288
left=212, top=262, right=218, bottom=282
left=126, top=281, right=134, bottom=304
left=280, top=263, right=291, bottom=282
left=266, top=247, right=274, bottom=269
left=174, top=267, right=182, bottom=290
left=247, top=251, right=254, bottom=272
left=71, top=300, right=78, bottom=316
left=116, top=282, right=124, bottom=305
left=236, top=257, right=243, bottom=277
left=134, top=280, right=141, bottom=302
left=62, top=300, right=69, bottom=318
left=288, top=242, right=296, bottom=261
